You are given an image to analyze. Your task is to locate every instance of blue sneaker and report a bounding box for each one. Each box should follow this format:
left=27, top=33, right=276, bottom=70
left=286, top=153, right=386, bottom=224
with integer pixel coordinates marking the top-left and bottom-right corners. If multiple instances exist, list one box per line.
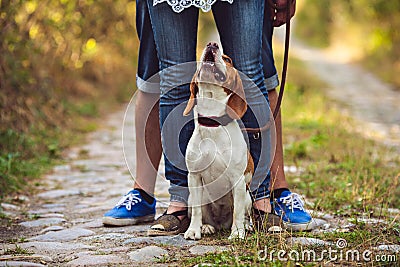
left=271, top=190, right=316, bottom=231
left=103, top=189, right=156, bottom=226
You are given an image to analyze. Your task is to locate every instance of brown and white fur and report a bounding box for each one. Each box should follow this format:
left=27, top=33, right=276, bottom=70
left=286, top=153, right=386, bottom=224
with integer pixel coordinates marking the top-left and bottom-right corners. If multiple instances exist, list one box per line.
left=183, top=43, right=254, bottom=240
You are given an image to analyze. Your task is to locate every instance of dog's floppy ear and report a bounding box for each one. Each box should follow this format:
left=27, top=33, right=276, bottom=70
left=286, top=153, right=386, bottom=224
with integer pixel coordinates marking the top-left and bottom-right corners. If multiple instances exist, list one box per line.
left=226, top=70, right=247, bottom=119
left=183, top=71, right=198, bottom=116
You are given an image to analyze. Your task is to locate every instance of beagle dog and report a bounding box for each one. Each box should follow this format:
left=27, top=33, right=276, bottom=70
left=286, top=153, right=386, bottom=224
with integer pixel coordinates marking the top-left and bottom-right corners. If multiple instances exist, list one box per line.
left=183, top=42, right=254, bottom=240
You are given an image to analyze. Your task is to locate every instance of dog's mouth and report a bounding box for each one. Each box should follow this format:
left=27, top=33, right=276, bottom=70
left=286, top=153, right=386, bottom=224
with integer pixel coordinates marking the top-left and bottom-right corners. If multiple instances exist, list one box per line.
left=204, top=49, right=215, bottom=63
left=200, top=44, right=226, bottom=82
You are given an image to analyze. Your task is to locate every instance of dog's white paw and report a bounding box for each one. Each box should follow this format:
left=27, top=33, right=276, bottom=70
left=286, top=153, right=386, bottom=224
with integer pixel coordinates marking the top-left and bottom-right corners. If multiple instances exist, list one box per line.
left=245, top=220, right=253, bottom=232
left=228, top=228, right=246, bottom=240
left=184, top=227, right=202, bottom=240
left=201, top=224, right=216, bottom=235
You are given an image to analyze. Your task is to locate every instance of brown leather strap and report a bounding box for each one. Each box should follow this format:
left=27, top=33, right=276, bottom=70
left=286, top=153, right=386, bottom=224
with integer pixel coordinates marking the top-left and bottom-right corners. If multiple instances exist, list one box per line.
left=241, top=0, right=291, bottom=134
left=273, top=0, right=291, bottom=120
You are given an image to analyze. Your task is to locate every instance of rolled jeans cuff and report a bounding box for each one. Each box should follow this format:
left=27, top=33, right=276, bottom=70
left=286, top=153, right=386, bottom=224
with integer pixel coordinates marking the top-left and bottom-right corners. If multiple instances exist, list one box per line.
left=265, top=73, right=279, bottom=91
left=251, top=170, right=271, bottom=201
left=136, top=75, right=160, bottom=94
left=169, top=186, right=189, bottom=206
left=252, top=186, right=271, bottom=201
left=169, top=195, right=188, bottom=206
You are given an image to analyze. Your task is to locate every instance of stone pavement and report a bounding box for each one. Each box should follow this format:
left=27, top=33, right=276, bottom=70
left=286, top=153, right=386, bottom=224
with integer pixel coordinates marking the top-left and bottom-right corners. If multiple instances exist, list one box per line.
left=1, top=100, right=399, bottom=266
left=0, top=106, right=201, bottom=266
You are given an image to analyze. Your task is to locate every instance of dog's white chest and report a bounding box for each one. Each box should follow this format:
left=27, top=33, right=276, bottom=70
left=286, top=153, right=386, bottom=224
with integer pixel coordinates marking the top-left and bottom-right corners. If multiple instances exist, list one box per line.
left=185, top=123, right=247, bottom=180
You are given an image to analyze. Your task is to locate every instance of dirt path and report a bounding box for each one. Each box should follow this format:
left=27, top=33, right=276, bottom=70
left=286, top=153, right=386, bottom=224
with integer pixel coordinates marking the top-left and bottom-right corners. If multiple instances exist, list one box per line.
left=0, top=107, right=185, bottom=266
left=274, top=26, right=400, bottom=148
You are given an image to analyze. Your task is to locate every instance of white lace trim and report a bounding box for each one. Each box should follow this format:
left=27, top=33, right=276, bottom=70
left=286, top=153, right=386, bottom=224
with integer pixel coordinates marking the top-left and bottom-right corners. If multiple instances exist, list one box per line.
left=153, top=0, right=234, bottom=13
left=280, top=193, right=306, bottom=212
left=115, top=192, right=142, bottom=211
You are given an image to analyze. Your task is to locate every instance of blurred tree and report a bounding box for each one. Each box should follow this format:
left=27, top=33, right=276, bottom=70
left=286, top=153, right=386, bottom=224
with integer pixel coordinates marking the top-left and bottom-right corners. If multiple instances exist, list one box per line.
left=0, top=0, right=138, bottom=132
left=0, top=0, right=140, bottom=197
left=295, top=0, right=332, bottom=47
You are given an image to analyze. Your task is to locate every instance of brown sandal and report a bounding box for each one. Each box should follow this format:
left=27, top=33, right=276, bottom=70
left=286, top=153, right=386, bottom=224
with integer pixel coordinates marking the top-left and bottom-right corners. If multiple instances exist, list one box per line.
left=147, top=210, right=190, bottom=236
left=253, top=208, right=284, bottom=232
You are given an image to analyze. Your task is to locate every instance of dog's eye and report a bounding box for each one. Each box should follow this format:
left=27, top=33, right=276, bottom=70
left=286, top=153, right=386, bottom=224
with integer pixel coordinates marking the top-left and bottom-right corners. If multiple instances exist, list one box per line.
left=222, top=55, right=232, bottom=64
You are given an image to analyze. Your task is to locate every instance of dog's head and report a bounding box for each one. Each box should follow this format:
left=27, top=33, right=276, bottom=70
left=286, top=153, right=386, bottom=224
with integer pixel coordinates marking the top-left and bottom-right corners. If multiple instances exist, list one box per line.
left=183, top=42, right=246, bottom=119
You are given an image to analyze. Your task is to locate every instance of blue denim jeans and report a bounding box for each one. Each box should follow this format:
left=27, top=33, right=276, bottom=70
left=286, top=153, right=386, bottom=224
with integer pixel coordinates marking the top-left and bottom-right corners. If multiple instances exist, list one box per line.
left=138, top=0, right=277, bottom=203
left=136, top=0, right=159, bottom=93
left=136, top=0, right=278, bottom=93
left=262, top=1, right=279, bottom=90
left=211, top=1, right=273, bottom=200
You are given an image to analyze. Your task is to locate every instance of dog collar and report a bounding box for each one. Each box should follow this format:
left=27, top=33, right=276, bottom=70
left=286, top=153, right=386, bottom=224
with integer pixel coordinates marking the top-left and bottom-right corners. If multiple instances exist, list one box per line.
left=197, top=114, right=233, bottom=127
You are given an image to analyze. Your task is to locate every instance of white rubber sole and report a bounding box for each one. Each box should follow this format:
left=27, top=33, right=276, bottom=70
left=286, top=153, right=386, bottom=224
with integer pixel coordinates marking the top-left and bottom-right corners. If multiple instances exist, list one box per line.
left=284, top=219, right=317, bottom=231
left=102, top=214, right=154, bottom=226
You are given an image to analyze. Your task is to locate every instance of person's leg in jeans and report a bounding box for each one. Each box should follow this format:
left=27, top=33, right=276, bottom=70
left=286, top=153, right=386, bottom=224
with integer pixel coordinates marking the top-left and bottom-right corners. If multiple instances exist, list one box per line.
left=212, top=0, right=273, bottom=213
left=262, top=0, right=288, bottom=195
left=146, top=1, right=198, bottom=220
left=262, top=1, right=314, bottom=230
left=135, top=0, right=162, bottom=196
left=103, top=0, right=161, bottom=226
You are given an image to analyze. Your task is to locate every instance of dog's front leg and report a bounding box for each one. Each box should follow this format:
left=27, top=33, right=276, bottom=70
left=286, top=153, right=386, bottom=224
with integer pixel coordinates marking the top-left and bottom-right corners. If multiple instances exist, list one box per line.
left=229, top=175, right=247, bottom=240
left=184, top=173, right=203, bottom=240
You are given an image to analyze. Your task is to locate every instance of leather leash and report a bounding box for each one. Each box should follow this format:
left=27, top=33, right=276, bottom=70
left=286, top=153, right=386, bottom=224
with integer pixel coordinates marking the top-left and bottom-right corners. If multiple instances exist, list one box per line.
left=241, top=0, right=291, bottom=134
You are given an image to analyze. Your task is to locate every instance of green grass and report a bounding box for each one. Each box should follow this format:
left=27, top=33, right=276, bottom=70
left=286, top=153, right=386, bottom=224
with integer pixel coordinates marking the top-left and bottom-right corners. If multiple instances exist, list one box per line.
left=2, top=244, right=32, bottom=256
left=0, top=101, right=102, bottom=200
left=0, top=129, right=54, bottom=198
left=181, top=225, right=399, bottom=266
left=282, top=57, right=400, bottom=213
left=0, top=89, right=132, bottom=201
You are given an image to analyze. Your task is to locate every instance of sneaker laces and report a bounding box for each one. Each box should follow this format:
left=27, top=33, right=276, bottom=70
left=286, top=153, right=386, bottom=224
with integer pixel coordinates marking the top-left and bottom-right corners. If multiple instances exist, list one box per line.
left=279, top=193, right=305, bottom=212
left=115, top=192, right=142, bottom=211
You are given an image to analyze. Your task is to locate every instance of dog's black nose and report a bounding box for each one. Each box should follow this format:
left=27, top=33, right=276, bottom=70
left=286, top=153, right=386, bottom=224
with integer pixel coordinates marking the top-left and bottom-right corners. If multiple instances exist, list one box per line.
left=207, top=42, right=219, bottom=49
